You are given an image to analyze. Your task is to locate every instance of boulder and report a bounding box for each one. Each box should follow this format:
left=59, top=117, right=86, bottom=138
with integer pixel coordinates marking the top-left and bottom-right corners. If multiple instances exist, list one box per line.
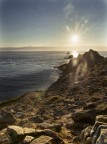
left=0, top=112, right=16, bottom=130
left=7, top=125, right=23, bottom=135
left=7, top=125, right=24, bottom=143
left=71, top=110, right=95, bottom=124
left=71, top=109, right=103, bottom=124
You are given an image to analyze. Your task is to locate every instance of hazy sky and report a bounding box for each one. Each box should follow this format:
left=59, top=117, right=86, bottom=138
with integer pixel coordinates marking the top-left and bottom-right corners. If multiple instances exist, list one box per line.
left=0, top=0, right=107, bottom=49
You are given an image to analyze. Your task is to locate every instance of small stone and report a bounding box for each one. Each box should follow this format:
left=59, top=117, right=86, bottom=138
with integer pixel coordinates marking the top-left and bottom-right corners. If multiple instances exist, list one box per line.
left=23, top=136, right=34, bottom=144
left=30, top=135, right=53, bottom=144
left=15, top=112, right=25, bottom=118
left=28, top=116, right=43, bottom=123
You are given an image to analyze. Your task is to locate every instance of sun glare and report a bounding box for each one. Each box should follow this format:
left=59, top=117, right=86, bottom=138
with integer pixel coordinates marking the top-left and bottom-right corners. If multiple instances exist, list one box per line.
left=70, top=34, right=79, bottom=43
left=72, top=50, right=79, bottom=58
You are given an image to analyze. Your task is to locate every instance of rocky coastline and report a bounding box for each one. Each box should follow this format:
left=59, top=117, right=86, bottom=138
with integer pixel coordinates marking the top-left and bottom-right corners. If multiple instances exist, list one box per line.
left=0, top=49, right=107, bottom=144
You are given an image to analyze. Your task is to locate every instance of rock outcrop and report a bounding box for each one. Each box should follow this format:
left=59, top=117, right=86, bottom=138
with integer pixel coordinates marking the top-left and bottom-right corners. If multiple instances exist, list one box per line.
left=80, top=115, right=107, bottom=144
left=57, top=49, right=104, bottom=73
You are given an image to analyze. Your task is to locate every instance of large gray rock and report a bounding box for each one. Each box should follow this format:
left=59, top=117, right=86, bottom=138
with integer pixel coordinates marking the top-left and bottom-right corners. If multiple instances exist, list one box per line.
left=71, top=109, right=102, bottom=124
left=67, top=109, right=103, bottom=136
left=7, top=125, right=23, bottom=136
left=0, top=112, right=16, bottom=130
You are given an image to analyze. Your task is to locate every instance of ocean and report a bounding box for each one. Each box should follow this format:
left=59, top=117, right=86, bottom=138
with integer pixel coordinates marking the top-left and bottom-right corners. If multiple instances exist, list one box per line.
left=0, top=51, right=67, bottom=101
left=0, top=51, right=107, bottom=101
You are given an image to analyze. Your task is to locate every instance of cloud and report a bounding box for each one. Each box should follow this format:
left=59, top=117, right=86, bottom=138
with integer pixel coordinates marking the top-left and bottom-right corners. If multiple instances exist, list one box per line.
left=63, top=3, right=74, bottom=18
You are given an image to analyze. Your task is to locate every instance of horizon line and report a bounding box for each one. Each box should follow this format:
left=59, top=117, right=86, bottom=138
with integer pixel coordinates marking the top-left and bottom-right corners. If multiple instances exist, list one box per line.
left=0, top=45, right=107, bottom=49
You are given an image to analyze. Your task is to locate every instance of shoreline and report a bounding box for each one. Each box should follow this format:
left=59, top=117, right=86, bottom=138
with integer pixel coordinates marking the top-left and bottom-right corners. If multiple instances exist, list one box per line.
left=0, top=69, right=59, bottom=102
left=0, top=49, right=107, bottom=144
left=0, top=91, right=38, bottom=107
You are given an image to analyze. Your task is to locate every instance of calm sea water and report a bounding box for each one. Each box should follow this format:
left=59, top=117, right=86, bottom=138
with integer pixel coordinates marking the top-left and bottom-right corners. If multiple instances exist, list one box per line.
left=0, top=51, right=107, bottom=101
left=0, top=51, right=67, bottom=101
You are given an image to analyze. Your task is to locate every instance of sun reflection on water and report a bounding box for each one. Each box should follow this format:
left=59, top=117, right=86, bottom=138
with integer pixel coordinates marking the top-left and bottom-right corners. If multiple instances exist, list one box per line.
left=69, top=50, right=79, bottom=58
left=72, top=50, right=79, bottom=58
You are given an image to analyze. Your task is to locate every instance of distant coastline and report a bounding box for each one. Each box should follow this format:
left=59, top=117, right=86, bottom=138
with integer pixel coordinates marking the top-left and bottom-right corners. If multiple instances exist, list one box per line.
left=0, top=46, right=107, bottom=52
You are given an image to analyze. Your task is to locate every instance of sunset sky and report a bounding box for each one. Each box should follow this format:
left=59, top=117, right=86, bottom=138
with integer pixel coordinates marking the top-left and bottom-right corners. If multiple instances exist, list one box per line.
left=0, top=0, right=107, bottom=50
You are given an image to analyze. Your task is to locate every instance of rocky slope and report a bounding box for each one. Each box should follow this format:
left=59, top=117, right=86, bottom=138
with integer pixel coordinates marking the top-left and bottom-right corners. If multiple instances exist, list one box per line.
left=0, top=49, right=107, bottom=144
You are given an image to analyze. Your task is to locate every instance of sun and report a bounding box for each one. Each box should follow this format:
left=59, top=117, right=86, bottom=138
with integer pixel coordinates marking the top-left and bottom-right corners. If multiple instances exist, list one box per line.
left=70, top=34, right=79, bottom=43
